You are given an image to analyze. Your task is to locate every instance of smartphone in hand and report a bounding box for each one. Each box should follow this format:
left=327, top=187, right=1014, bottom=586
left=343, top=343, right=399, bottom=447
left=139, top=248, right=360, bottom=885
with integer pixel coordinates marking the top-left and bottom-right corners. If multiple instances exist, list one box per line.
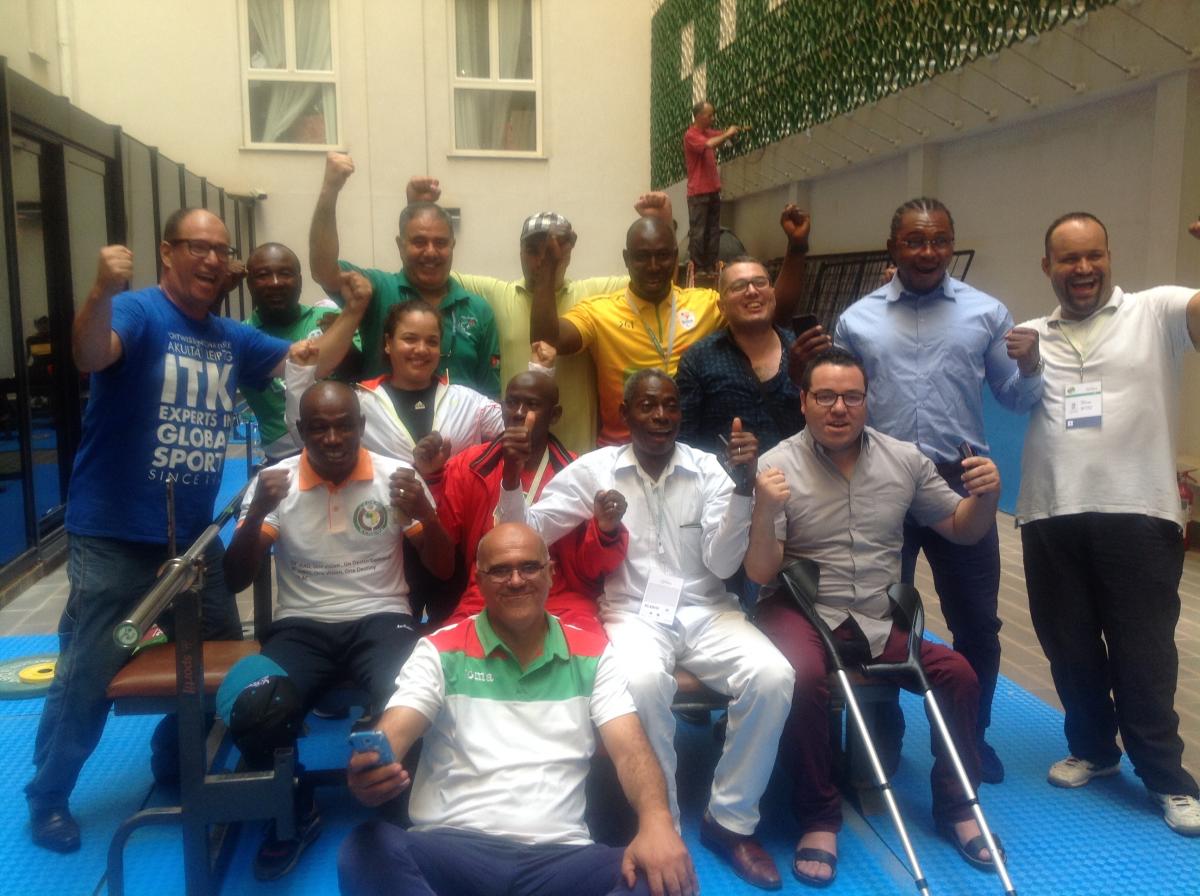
left=792, top=313, right=820, bottom=336
left=348, top=729, right=396, bottom=766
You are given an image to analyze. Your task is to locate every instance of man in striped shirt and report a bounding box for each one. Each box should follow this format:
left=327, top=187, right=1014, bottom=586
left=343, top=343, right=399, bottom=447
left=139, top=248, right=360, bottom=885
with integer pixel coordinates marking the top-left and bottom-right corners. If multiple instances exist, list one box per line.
left=339, top=523, right=697, bottom=896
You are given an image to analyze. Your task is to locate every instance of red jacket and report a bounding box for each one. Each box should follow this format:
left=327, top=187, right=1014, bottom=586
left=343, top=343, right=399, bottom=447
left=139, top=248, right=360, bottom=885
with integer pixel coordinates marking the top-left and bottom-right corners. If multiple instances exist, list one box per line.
left=435, top=435, right=627, bottom=635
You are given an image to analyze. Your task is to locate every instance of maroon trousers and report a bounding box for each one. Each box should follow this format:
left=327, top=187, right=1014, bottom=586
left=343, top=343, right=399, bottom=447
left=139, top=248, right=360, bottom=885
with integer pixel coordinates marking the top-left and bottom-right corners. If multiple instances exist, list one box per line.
left=756, top=595, right=982, bottom=833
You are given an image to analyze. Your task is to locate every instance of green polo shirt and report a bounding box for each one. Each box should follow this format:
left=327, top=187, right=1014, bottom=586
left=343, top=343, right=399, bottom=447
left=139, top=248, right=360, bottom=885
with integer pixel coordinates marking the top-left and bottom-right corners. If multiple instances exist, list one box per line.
left=241, top=305, right=328, bottom=451
left=339, top=262, right=501, bottom=397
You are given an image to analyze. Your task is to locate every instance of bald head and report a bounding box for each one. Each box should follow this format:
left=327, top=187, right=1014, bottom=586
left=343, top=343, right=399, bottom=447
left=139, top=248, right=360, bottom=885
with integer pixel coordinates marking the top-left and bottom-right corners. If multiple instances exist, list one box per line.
left=623, top=217, right=678, bottom=303
left=247, top=242, right=303, bottom=323
left=478, top=522, right=550, bottom=570
left=297, top=381, right=364, bottom=481
left=299, top=380, right=359, bottom=421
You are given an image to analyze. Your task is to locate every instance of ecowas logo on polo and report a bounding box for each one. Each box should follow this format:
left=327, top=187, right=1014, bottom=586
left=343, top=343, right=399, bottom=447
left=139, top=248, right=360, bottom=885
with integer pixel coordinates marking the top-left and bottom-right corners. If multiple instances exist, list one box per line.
left=352, top=499, right=390, bottom=535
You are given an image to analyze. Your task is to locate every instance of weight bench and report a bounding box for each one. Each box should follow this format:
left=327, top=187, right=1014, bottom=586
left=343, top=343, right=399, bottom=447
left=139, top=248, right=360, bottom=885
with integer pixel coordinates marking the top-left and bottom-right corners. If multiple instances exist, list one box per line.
left=104, top=494, right=298, bottom=896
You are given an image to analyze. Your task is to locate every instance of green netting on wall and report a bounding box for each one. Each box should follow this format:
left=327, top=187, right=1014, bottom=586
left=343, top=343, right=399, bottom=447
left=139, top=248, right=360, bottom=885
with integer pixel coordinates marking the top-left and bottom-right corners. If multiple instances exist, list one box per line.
left=651, top=0, right=1118, bottom=188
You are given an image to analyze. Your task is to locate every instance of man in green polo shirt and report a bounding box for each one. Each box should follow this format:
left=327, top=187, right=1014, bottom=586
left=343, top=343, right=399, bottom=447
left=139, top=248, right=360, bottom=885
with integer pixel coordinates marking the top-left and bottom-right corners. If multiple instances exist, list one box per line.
left=309, top=152, right=500, bottom=397
left=241, top=242, right=362, bottom=460
left=341, top=522, right=697, bottom=896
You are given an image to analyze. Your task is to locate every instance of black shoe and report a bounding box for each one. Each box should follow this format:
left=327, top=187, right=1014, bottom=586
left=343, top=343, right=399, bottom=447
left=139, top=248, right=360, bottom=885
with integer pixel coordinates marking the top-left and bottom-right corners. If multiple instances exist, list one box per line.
left=253, top=802, right=322, bottom=881
left=978, top=740, right=1005, bottom=784
left=30, top=806, right=81, bottom=853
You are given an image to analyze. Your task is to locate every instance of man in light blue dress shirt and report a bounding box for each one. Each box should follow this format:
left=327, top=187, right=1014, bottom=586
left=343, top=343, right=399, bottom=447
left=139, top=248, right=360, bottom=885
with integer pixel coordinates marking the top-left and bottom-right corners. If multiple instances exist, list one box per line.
left=830, top=197, right=1044, bottom=782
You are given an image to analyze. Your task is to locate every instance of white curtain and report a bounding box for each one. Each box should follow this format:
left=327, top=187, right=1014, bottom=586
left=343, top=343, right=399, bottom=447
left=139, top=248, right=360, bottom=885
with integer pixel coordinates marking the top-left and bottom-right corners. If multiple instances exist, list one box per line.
left=249, top=0, right=333, bottom=143
left=454, top=0, right=534, bottom=150
left=454, top=0, right=488, bottom=148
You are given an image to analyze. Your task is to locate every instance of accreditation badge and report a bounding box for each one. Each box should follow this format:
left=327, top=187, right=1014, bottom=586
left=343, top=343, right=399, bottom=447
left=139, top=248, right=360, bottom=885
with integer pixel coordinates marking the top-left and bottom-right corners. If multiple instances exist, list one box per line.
left=1064, top=380, right=1102, bottom=429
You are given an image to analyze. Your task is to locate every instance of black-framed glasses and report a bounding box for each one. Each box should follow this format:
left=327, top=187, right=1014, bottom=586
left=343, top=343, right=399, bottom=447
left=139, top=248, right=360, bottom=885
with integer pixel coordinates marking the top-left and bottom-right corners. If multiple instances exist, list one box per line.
left=811, top=390, right=866, bottom=408
left=478, top=561, right=548, bottom=584
left=725, top=276, right=771, bottom=298
left=899, top=236, right=953, bottom=251
left=170, top=238, right=238, bottom=261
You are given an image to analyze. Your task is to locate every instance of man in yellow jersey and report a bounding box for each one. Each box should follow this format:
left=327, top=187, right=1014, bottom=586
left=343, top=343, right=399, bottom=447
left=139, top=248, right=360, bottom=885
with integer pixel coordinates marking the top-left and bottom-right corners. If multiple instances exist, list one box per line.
left=529, top=203, right=811, bottom=446
left=404, top=176, right=674, bottom=453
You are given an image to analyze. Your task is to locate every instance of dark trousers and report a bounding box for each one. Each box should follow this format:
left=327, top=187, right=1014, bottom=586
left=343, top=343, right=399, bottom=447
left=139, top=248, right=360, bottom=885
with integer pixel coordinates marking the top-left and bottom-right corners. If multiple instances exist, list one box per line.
left=26, top=535, right=241, bottom=811
left=262, top=613, right=417, bottom=715
left=901, top=460, right=1001, bottom=735
left=756, top=596, right=981, bottom=832
left=1022, top=512, right=1197, bottom=796
left=686, top=192, right=721, bottom=272
left=338, top=821, right=652, bottom=896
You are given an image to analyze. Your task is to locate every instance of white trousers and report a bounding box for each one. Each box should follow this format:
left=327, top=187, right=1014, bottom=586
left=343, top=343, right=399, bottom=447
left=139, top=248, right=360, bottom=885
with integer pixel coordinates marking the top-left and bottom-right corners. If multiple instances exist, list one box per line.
left=605, top=607, right=794, bottom=835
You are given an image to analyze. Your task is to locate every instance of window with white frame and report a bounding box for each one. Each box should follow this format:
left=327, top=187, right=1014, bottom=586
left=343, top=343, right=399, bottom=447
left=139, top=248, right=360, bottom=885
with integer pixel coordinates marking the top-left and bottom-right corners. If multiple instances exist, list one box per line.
left=241, top=0, right=339, bottom=148
left=450, top=0, right=541, bottom=155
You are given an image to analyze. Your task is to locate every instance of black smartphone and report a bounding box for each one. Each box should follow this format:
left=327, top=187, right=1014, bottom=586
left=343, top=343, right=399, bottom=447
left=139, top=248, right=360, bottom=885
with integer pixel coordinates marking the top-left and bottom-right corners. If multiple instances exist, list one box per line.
left=957, top=441, right=976, bottom=460
left=792, top=313, right=820, bottom=336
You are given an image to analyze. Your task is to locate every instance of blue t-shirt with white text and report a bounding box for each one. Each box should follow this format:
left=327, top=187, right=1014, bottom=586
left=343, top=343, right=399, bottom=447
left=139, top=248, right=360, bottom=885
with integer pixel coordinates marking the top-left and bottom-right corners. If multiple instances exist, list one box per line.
left=66, top=287, right=288, bottom=544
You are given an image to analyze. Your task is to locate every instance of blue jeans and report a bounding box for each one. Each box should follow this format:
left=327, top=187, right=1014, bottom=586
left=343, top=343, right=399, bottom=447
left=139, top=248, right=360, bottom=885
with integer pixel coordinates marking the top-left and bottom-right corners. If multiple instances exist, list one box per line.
left=25, top=534, right=241, bottom=811
left=339, top=822, right=652, bottom=896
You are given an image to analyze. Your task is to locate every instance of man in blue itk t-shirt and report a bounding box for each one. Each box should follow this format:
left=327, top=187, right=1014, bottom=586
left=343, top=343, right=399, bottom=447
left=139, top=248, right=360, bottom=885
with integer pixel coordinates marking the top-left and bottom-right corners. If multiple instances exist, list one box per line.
left=25, top=207, right=368, bottom=854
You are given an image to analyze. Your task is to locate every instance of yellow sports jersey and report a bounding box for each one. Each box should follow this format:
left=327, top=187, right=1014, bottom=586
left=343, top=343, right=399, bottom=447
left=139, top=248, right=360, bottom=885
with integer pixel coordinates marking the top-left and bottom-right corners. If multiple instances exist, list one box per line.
left=453, top=272, right=627, bottom=454
left=564, top=286, right=724, bottom=446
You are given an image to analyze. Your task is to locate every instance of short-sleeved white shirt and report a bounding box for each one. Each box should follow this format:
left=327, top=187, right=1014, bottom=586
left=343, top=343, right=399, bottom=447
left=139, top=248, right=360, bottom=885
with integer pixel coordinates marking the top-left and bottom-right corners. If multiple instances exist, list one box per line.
left=388, top=612, right=636, bottom=845
left=241, top=448, right=429, bottom=622
left=1015, top=285, right=1196, bottom=526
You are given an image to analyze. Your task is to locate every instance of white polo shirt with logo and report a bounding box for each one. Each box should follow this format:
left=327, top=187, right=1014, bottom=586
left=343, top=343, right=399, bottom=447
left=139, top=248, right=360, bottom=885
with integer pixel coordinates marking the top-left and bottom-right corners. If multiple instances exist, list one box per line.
left=240, top=448, right=430, bottom=622
left=388, top=612, right=636, bottom=845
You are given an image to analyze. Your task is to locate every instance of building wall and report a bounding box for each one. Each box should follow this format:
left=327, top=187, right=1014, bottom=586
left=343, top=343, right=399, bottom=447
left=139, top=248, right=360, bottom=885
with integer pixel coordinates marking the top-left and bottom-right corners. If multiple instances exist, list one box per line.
left=16, top=0, right=651, bottom=304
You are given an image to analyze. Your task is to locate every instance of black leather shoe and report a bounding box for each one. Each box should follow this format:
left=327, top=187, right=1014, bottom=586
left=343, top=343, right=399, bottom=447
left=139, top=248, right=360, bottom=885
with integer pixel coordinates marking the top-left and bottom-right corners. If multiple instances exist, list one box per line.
left=30, top=807, right=81, bottom=853
left=978, top=740, right=1005, bottom=784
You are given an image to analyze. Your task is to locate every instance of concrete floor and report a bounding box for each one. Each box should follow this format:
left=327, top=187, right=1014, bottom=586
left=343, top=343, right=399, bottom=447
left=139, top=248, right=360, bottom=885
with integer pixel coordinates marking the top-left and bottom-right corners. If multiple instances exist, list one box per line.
left=3, top=512, right=1197, bottom=782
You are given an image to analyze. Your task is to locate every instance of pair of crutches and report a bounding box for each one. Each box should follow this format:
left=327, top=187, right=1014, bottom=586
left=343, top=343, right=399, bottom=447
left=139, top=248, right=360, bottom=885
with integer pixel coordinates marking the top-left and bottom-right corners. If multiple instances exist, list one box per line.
left=778, top=559, right=1016, bottom=896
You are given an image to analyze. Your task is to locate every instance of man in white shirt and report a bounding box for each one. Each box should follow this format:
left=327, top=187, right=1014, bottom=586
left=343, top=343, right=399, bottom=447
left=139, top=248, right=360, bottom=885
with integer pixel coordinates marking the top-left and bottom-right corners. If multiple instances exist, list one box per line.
left=1016, top=212, right=1200, bottom=836
left=217, top=380, right=454, bottom=878
left=498, top=369, right=794, bottom=890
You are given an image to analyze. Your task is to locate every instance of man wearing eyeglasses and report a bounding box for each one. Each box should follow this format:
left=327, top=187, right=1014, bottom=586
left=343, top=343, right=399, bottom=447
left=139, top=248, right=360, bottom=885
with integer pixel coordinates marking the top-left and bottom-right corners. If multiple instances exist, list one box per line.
left=26, top=208, right=367, bottom=854
left=530, top=204, right=811, bottom=447
left=791, top=197, right=1043, bottom=784
left=339, top=523, right=697, bottom=896
left=677, top=257, right=802, bottom=457
left=746, top=347, right=1004, bottom=884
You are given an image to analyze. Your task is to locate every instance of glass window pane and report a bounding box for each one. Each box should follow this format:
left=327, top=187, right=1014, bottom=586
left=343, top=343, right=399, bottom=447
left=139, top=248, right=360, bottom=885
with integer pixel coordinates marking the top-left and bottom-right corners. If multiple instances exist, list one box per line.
left=455, top=0, right=489, bottom=77
left=454, top=89, right=536, bottom=151
left=249, top=81, right=336, bottom=144
left=248, top=0, right=286, bottom=69
left=294, top=0, right=332, bottom=71
left=498, top=0, right=532, bottom=80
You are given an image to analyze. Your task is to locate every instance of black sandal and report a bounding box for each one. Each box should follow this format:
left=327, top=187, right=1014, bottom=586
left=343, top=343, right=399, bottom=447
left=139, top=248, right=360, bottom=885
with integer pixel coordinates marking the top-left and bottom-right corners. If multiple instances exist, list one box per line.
left=792, top=846, right=838, bottom=888
left=938, top=822, right=1005, bottom=872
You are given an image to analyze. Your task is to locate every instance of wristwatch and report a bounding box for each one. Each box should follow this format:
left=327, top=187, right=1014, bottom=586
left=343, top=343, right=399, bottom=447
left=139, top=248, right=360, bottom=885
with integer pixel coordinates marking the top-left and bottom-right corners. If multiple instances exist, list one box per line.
left=1022, top=357, right=1045, bottom=378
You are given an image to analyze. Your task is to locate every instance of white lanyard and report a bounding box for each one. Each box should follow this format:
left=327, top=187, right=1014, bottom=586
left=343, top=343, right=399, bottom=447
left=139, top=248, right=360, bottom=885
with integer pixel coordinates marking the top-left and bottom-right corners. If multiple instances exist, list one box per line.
left=495, top=449, right=552, bottom=525
left=625, top=289, right=678, bottom=368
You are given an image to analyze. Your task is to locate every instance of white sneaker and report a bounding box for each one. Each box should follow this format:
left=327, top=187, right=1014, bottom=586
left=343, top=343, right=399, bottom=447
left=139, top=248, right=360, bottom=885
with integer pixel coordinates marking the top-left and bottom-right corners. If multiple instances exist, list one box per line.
left=1150, top=792, right=1200, bottom=836
left=1047, top=756, right=1120, bottom=788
